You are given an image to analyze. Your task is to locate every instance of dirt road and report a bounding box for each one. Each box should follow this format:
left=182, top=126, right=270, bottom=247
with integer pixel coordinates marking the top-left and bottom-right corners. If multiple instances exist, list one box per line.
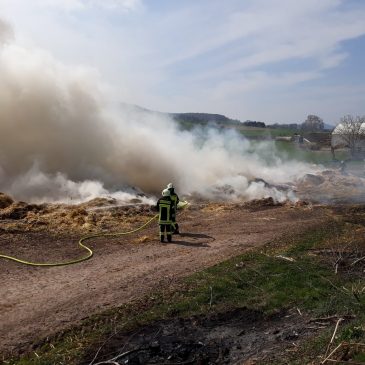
left=0, top=203, right=327, bottom=356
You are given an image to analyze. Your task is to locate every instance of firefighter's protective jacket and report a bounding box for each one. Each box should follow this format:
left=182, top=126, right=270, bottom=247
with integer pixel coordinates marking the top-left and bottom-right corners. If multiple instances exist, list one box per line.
left=156, top=196, right=172, bottom=224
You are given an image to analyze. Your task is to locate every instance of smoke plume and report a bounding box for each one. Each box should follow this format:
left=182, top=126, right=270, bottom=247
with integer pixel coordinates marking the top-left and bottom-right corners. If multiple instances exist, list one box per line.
left=0, top=19, right=318, bottom=204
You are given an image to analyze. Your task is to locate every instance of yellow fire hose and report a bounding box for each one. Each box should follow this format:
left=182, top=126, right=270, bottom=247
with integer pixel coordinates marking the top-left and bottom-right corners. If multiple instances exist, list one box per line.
left=0, top=201, right=188, bottom=267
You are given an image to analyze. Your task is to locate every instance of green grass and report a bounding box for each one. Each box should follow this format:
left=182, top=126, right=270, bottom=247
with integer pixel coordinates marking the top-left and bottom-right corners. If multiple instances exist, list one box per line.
left=238, top=126, right=295, bottom=138
left=273, top=140, right=350, bottom=164
left=243, top=139, right=344, bottom=166
left=6, top=215, right=365, bottom=365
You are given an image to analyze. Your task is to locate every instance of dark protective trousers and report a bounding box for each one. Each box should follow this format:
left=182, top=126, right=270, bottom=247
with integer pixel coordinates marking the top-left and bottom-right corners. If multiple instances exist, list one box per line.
left=160, top=223, right=172, bottom=242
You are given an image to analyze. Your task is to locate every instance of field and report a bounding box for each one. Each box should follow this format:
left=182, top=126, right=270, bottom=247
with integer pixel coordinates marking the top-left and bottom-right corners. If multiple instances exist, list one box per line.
left=194, top=123, right=350, bottom=166
left=236, top=125, right=296, bottom=138
left=274, top=141, right=350, bottom=164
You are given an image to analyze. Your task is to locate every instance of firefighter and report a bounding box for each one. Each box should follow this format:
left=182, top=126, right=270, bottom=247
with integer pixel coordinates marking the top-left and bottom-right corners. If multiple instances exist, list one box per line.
left=167, top=182, right=180, bottom=234
left=156, top=188, right=173, bottom=243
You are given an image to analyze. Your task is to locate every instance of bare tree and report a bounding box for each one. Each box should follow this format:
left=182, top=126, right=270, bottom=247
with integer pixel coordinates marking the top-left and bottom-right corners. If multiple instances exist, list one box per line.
left=333, top=115, right=365, bottom=157
left=301, top=114, right=324, bottom=132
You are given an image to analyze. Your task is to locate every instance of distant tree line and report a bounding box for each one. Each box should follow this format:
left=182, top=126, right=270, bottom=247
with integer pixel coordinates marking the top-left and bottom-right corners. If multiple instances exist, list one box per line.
left=242, top=115, right=326, bottom=131
left=242, top=120, right=266, bottom=128
left=270, top=123, right=299, bottom=130
left=270, top=115, right=328, bottom=132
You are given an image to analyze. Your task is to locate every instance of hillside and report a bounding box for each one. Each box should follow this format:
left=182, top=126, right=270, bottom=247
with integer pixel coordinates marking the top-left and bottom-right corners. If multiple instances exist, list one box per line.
left=170, top=112, right=240, bottom=128
left=119, top=102, right=241, bottom=129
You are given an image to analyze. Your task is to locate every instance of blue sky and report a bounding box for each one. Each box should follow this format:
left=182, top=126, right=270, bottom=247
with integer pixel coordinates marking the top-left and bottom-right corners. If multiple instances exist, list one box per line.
left=1, top=0, right=365, bottom=125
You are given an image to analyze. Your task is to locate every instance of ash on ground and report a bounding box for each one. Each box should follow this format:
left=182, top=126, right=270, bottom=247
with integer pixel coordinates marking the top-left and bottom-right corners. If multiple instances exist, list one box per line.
left=84, top=308, right=316, bottom=365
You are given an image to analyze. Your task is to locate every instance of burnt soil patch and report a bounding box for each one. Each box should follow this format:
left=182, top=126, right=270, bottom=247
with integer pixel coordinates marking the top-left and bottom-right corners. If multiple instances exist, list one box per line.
left=84, top=308, right=315, bottom=365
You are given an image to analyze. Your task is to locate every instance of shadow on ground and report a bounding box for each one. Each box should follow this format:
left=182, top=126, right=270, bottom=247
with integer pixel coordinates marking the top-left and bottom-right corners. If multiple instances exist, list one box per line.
left=170, top=232, right=215, bottom=247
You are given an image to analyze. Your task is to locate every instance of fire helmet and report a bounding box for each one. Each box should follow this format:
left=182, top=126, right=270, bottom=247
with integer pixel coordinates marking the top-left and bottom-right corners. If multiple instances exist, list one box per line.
left=162, top=188, right=170, bottom=197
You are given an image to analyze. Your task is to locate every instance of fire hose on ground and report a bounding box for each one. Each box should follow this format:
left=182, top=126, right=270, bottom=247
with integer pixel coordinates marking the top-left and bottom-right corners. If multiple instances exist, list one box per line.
left=0, top=201, right=188, bottom=267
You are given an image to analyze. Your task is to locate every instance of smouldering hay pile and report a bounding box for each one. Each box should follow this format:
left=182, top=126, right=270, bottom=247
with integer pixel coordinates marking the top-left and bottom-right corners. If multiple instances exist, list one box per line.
left=296, top=170, right=365, bottom=203
left=201, top=202, right=234, bottom=213
left=200, top=198, right=286, bottom=214
left=0, top=192, right=13, bottom=209
left=0, top=192, right=155, bottom=234
left=0, top=192, right=311, bottom=236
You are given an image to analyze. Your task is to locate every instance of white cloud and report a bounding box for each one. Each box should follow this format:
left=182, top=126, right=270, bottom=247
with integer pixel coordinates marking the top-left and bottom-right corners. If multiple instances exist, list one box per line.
left=161, top=1, right=365, bottom=76
left=39, top=0, right=85, bottom=11
left=0, top=0, right=143, bottom=12
left=98, top=0, right=143, bottom=11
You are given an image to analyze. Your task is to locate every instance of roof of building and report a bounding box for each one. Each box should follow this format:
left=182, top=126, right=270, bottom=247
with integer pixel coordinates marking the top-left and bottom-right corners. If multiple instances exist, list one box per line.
left=332, top=123, right=365, bottom=134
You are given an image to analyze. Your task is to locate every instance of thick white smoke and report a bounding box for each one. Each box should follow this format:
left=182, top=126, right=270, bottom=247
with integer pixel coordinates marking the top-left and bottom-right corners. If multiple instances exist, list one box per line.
left=0, top=19, right=319, bottom=204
